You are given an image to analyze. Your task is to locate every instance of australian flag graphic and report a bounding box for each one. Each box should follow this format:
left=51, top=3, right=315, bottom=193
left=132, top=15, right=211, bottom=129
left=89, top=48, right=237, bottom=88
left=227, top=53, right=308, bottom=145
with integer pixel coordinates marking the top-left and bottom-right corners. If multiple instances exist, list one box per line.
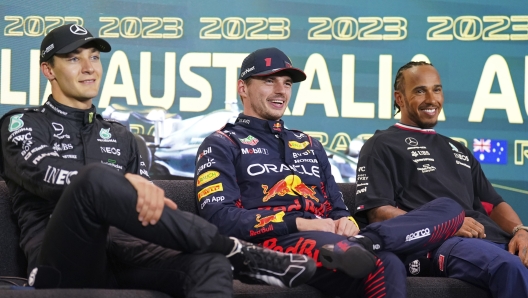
left=472, top=139, right=507, bottom=165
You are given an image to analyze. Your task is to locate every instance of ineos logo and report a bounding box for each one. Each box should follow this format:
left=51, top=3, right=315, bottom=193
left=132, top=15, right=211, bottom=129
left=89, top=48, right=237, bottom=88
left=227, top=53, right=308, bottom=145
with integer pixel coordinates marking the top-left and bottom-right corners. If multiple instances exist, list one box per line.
left=70, top=24, right=88, bottom=35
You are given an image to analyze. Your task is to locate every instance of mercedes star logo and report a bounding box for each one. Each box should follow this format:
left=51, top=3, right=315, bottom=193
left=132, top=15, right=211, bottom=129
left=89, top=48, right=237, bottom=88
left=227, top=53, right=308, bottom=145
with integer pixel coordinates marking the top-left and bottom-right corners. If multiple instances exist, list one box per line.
left=405, top=137, right=418, bottom=146
left=70, top=24, right=88, bottom=35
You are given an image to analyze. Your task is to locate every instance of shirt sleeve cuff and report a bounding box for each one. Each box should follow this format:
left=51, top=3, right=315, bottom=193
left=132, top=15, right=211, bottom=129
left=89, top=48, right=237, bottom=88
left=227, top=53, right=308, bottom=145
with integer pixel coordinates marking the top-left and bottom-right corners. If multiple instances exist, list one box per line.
left=285, top=216, right=299, bottom=234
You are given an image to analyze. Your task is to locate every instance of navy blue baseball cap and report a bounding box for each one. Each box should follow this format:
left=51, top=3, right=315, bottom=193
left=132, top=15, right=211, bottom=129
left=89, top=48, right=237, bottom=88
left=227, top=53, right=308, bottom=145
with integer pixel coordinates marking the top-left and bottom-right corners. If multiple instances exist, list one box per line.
left=40, top=24, right=111, bottom=63
left=239, top=47, right=306, bottom=82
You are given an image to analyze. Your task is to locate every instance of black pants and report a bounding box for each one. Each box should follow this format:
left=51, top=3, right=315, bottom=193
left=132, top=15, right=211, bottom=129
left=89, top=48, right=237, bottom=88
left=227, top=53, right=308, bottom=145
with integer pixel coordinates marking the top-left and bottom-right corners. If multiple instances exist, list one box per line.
left=37, top=163, right=232, bottom=298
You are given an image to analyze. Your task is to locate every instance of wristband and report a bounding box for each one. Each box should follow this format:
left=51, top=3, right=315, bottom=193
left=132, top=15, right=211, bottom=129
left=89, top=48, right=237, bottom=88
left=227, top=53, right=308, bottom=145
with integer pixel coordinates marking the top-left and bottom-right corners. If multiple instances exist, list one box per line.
left=512, top=224, right=528, bottom=235
left=347, top=216, right=359, bottom=229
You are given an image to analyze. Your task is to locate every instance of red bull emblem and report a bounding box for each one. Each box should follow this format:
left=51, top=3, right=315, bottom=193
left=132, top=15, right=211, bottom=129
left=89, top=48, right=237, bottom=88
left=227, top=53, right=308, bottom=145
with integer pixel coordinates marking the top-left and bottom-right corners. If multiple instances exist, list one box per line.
left=272, top=122, right=282, bottom=132
left=261, top=175, right=319, bottom=202
left=254, top=211, right=285, bottom=228
left=262, top=179, right=289, bottom=202
left=293, top=183, right=319, bottom=202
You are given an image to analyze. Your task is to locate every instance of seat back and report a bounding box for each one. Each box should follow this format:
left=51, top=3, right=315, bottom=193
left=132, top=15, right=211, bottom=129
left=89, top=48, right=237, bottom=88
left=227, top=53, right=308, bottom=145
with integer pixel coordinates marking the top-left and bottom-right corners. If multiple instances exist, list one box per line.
left=0, top=181, right=27, bottom=277
left=153, top=180, right=197, bottom=213
left=0, top=180, right=359, bottom=279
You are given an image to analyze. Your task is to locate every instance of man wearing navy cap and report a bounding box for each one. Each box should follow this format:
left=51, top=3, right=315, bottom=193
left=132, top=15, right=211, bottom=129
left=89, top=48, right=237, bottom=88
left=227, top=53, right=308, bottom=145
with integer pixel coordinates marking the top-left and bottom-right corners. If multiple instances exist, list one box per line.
left=196, top=47, right=467, bottom=297
left=0, top=26, right=317, bottom=296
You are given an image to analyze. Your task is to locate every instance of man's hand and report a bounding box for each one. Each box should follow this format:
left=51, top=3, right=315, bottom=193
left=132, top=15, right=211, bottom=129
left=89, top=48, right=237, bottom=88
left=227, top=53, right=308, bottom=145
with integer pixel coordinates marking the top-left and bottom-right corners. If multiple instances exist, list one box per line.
left=455, top=217, right=486, bottom=238
left=296, top=218, right=335, bottom=233
left=509, top=230, right=528, bottom=267
left=125, top=173, right=177, bottom=226
left=334, top=217, right=360, bottom=237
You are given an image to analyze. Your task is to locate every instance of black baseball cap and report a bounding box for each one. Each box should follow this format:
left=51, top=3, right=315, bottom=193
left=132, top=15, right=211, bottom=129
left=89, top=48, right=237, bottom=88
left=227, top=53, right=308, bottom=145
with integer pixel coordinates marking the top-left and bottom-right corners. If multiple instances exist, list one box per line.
left=40, top=24, right=111, bottom=63
left=239, top=47, right=306, bottom=82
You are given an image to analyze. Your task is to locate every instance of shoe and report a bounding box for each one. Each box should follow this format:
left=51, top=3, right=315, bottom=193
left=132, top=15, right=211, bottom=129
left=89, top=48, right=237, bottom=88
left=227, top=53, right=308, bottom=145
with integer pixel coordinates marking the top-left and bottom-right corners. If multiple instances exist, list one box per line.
left=319, top=235, right=377, bottom=278
left=228, top=237, right=316, bottom=288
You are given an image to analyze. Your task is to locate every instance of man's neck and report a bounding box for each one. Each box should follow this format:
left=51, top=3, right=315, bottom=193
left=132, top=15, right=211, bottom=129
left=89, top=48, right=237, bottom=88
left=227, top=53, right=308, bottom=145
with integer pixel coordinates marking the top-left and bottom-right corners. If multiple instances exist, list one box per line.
left=52, top=94, right=93, bottom=110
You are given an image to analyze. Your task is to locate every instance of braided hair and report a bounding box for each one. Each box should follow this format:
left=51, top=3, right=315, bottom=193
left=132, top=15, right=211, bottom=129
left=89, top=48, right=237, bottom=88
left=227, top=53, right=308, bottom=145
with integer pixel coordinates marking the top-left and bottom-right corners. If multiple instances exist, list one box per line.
left=393, top=61, right=433, bottom=114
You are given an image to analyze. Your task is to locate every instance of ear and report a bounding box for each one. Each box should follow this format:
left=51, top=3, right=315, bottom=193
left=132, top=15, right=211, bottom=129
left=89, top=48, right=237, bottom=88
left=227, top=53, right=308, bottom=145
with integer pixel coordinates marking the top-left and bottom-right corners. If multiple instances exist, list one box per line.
left=41, top=62, right=55, bottom=81
left=237, top=79, right=247, bottom=104
left=394, top=90, right=404, bottom=109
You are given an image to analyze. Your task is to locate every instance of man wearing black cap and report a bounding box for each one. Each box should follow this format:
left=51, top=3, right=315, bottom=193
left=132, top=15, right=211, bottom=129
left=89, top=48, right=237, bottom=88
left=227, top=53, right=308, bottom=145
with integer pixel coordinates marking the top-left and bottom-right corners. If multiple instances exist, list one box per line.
left=195, top=47, right=467, bottom=297
left=0, top=25, right=317, bottom=296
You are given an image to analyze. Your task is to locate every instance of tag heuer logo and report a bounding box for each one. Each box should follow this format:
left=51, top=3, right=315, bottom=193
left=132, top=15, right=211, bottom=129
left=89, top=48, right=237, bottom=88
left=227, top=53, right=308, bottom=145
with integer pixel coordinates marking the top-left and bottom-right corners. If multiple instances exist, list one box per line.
left=99, top=128, right=111, bottom=139
left=8, top=114, right=24, bottom=132
left=239, top=135, right=259, bottom=146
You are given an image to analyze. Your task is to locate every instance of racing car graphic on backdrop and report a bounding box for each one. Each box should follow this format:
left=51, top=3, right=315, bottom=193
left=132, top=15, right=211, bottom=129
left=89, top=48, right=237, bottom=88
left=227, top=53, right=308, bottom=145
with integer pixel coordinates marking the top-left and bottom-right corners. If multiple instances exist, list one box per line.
left=102, top=101, right=364, bottom=182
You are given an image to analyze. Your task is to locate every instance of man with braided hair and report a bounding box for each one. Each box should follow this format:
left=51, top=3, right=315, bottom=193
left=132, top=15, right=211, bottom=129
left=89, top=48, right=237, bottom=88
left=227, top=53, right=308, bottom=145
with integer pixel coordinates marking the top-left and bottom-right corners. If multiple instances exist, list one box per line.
left=196, top=48, right=467, bottom=298
left=355, top=61, right=528, bottom=297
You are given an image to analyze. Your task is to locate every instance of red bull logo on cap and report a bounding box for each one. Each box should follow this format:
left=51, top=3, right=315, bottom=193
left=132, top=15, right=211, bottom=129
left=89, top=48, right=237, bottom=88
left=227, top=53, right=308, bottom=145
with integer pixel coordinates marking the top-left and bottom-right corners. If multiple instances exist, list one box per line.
left=261, top=175, right=319, bottom=202
left=254, top=211, right=285, bottom=228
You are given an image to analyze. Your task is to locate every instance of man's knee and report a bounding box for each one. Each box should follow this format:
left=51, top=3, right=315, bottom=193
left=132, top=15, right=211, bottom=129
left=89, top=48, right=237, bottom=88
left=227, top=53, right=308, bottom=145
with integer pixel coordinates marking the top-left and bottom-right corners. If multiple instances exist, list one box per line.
left=71, top=163, right=114, bottom=185
left=366, top=252, right=406, bottom=296
left=376, top=252, right=406, bottom=274
left=62, top=163, right=128, bottom=209
left=431, top=197, right=463, bottom=212
left=489, top=253, right=527, bottom=276
left=66, top=164, right=123, bottom=195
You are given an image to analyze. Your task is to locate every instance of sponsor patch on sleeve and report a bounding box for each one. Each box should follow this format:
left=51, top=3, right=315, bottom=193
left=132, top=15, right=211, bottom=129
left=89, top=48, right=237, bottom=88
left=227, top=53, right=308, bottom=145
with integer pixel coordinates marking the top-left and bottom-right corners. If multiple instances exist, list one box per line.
left=197, top=183, right=223, bottom=201
left=196, top=170, right=220, bottom=186
left=8, top=114, right=24, bottom=132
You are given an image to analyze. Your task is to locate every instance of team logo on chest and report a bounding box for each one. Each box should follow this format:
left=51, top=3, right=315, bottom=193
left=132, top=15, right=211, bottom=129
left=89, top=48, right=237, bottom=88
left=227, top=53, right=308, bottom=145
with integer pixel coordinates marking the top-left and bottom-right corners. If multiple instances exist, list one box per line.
left=405, top=137, right=418, bottom=146
left=98, top=128, right=117, bottom=143
left=272, top=122, right=282, bottom=132
left=100, top=128, right=111, bottom=139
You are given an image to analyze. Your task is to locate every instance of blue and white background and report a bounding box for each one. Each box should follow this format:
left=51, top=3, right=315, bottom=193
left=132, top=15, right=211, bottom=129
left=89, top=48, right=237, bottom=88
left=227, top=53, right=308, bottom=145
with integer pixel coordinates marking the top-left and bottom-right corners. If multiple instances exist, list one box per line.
left=0, top=0, right=527, bottom=220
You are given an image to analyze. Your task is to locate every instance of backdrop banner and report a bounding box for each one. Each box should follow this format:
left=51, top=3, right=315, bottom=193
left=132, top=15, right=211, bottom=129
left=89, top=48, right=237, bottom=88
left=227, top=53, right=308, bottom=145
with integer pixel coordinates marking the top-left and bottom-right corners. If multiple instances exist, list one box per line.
left=1, top=0, right=526, bottom=219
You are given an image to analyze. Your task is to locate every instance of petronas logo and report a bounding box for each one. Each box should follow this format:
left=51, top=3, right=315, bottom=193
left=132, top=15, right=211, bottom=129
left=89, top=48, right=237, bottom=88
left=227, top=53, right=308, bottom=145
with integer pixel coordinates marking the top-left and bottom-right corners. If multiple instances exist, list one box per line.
left=99, top=128, right=111, bottom=139
left=8, top=114, right=24, bottom=132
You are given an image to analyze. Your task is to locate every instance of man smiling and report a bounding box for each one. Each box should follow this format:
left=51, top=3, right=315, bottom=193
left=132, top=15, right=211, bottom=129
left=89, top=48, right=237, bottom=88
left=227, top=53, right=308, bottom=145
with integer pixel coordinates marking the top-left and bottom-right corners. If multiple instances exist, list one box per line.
left=195, top=49, right=467, bottom=298
left=355, top=61, right=528, bottom=297
left=0, top=25, right=317, bottom=296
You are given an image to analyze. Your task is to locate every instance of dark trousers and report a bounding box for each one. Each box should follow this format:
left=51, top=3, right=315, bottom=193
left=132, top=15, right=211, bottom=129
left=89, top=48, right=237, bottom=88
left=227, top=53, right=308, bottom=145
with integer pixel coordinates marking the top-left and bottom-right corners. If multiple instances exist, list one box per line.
left=37, top=163, right=232, bottom=298
left=261, top=197, right=465, bottom=298
left=432, top=237, right=528, bottom=298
